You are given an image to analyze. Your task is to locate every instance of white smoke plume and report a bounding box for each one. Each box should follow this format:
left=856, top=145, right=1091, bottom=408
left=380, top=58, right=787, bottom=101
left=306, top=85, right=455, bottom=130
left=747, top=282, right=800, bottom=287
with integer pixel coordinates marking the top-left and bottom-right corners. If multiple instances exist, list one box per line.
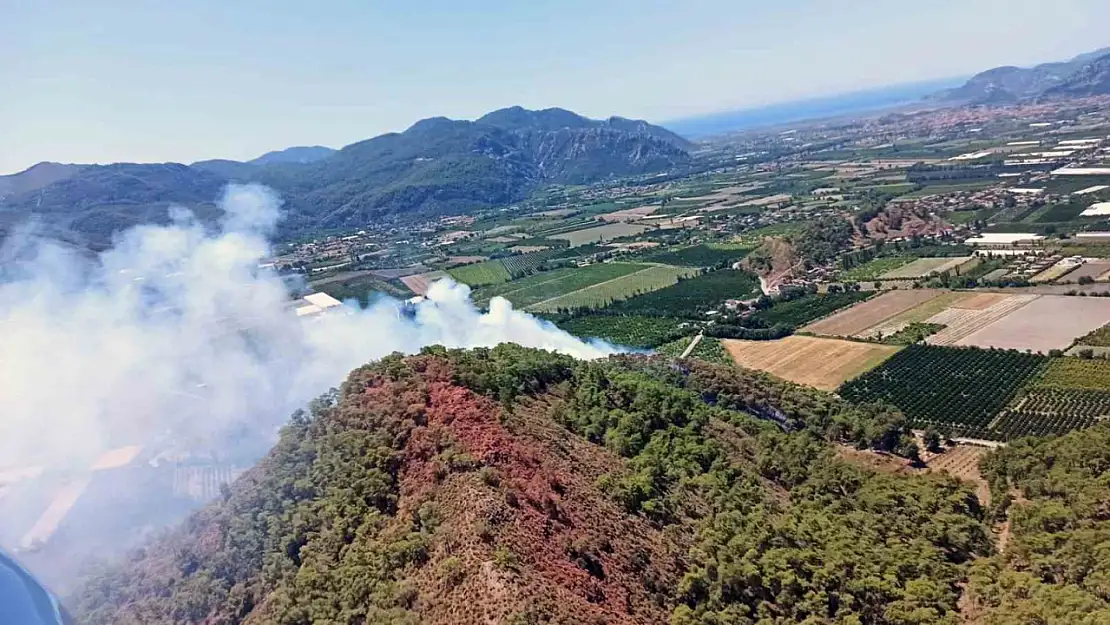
left=0, top=184, right=618, bottom=470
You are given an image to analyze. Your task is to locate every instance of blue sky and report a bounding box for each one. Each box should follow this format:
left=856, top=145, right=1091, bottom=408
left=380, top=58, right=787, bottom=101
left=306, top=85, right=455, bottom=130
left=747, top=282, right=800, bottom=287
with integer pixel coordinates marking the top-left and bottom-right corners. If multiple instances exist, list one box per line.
left=2, top=0, right=1110, bottom=172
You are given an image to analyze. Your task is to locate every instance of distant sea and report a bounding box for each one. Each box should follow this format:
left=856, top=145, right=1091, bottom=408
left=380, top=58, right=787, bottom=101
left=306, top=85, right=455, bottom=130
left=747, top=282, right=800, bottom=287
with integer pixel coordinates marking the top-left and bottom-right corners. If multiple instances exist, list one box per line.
left=662, top=77, right=967, bottom=138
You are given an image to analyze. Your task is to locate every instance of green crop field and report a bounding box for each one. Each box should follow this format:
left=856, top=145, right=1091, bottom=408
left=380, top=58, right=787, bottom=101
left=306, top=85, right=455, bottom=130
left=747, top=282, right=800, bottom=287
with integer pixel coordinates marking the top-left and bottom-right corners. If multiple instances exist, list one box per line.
left=610, top=269, right=761, bottom=318
left=1036, top=358, right=1110, bottom=390
left=529, top=265, right=698, bottom=312
left=1032, top=199, right=1095, bottom=223
left=446, top=259, right=512, bottom=286
left=550, top=222, right=651, bottom=247
left=555, top=314, right=691, bottom=348
left=838, top=344, right=1047, bottom=439
left=471, top=263, right=646, bottom=309
left=837, top=257, right=915, bottom=281
left=642, top=243, right=752, bottom=267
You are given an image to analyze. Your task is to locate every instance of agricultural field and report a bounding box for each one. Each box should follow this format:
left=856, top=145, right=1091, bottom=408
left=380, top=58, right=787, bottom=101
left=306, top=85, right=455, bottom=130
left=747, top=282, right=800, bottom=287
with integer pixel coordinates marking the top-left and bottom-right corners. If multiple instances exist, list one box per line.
left=925, top=294, right=1040, bottom=347
left=446, top=259, right=512, bottom=286
left=642, top=243, right=751, bottom=267
left=898, top=181, right=997, bottom=198
left=656, top=336, right=693, bottom=358
left=470, top=263, right=646, bottom=309
left=554, top=314, right=690, bottom=348
left=1031, top=199, right=1091, bottom=223
left=838, top=344, right=1047, bottom=438
left=1036, top=357, right=1110, bottom=391
left=987, top=358, right=1110, bottom=439
left=686, top=336, right=730, bottom=363
left=750, top=291, right=874, bottom=328
left=859, top=291, right=972, bottom=339
left=610, top=269, right=760, bottom=318
left=990, top=395, right=1105, bottom=439
left=1030, top=261, right=1079, bottom=284
left=501, top=249, right=559, bottom=277
left=311, top=273, right=411, bottom=307
left=802, top=288, right=946, bottom=337
left=878, top=256, right=975, bottom=279
left=597, top=206, right=658, bottom=222
left=550, top=222, right=651, bottom=247
left=723, top=335, right=901, bottom=391
left=658, top=335, right=731, bottom=363
left=1074, top=323, right=1110, bottom=347
left=1062, top=261, right=1110, bottom=282
left=400, top=271, right=448, bottom=295
left=881, top=322, right=946, bottom=345
left=837, top=257, right=914, bottom=281
left=952, top=295, right=1110, bottom=352
left=528, top=265, right=697, bottom=312
left=924, top=446, right=990, bottom=505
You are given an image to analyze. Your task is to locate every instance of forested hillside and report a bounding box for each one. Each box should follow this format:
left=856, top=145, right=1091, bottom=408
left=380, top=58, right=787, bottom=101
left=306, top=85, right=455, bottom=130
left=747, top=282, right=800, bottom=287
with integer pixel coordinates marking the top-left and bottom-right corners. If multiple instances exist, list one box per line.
left=966, top=424, right=1110, bottom=622
left=73, top=346, right=994, bottom=625
left=0, top=107, right=690, bottom=247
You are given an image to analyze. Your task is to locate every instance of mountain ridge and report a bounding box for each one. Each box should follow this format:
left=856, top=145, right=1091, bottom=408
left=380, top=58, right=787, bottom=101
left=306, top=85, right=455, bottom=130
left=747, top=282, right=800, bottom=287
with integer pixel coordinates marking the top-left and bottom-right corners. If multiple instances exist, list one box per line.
left=938, top=47, right=1110, bottom=104
left=0, top=107, right=689, bottom=247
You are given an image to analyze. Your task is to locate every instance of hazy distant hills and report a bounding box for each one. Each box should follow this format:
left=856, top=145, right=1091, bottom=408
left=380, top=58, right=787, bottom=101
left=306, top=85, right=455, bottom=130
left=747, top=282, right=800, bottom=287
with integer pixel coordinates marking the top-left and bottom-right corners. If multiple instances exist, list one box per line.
left=0, top=107, right=689, bottom=247
left=665, top=77, right=966, bottom=138
left=250, top=145, right=336, bottom=166
left=938, top=47, right=1110, bottom=104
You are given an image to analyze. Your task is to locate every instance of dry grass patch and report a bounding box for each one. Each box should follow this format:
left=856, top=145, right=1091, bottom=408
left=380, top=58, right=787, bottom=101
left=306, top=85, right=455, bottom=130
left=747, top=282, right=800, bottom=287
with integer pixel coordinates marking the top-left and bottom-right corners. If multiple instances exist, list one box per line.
left=722, top=335, right=901, bottom=391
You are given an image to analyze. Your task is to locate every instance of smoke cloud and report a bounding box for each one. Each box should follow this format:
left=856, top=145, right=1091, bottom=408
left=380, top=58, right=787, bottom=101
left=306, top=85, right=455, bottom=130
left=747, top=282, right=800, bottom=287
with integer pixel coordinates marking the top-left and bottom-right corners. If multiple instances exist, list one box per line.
left=0, top=184, right=618, bottom=471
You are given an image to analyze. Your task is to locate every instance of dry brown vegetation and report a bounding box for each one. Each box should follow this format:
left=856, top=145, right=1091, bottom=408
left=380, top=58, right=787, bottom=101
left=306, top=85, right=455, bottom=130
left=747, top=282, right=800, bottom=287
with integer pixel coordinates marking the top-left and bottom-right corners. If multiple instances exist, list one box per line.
left=722, top=335, right=901, bottom=391
left=402, top=271, right=448, bottom=295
